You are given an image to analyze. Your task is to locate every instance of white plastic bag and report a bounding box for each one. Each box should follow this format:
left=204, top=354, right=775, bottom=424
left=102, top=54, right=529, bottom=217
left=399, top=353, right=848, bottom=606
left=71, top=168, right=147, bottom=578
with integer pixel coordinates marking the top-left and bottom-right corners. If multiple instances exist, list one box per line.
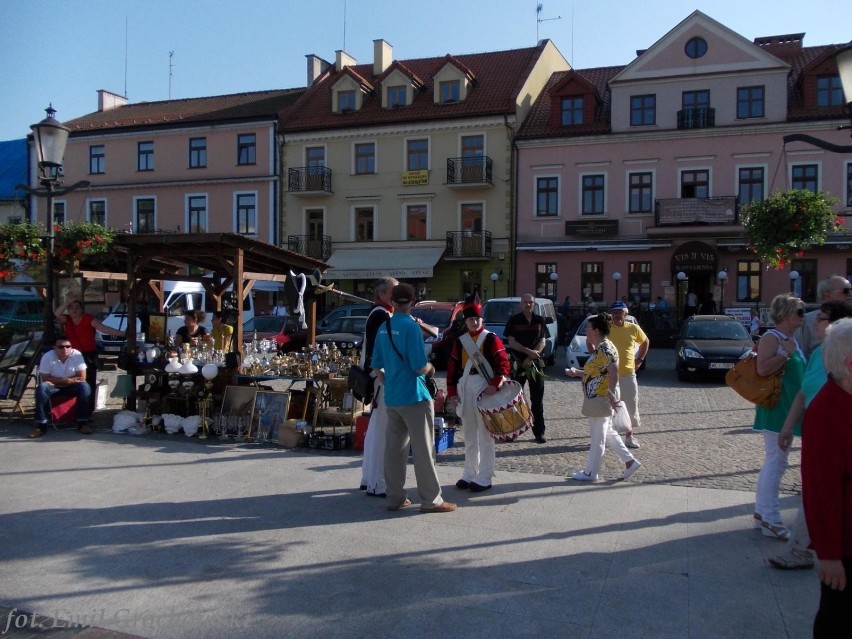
left=612, top=401, right=631, bottom=436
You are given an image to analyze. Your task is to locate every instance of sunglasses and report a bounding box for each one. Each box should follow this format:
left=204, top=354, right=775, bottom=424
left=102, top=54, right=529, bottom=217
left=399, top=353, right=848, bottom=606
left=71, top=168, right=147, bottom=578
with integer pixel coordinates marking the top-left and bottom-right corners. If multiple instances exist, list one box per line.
left=56, top=344, right=73, bottom=349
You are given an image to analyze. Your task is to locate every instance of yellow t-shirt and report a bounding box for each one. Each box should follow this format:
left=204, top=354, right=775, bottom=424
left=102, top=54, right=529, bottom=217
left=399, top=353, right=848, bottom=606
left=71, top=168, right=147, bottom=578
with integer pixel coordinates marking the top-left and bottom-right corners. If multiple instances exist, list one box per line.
left=608, top=322, right=647, bottom=376
left=211, top=324, right=234, bottom=351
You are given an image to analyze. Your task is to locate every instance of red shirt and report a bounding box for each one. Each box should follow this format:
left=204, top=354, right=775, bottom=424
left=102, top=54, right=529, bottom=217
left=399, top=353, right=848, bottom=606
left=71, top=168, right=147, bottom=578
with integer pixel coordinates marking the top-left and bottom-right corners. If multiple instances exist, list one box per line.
left=64, top=313, right=97, bottom=352
left=802, top=377, right=852, bottom=561
left=446, top=328, right=510, bottom=398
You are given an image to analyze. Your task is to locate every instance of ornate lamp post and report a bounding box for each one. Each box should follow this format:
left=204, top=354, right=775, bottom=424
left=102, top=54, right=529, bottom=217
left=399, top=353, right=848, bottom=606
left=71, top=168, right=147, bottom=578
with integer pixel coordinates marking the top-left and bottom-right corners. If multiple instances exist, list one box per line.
left=612, top=271, right=622, bottom=303
left=717, top=270, right=728, bottom=314
left=789, top=270, right=800, bottom=295
left=490, top=271, right=501, bottom=299
left=549, top=271, right=558, bottom=300
left=16, top=105, right=89, bottom=347
left=676, top=271, right=687, bottom=321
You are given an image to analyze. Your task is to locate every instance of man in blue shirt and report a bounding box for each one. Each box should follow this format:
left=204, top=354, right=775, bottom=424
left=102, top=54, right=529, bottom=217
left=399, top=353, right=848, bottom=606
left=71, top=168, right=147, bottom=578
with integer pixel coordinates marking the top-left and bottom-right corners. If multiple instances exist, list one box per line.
left=372, top=283, right=456, bottom=513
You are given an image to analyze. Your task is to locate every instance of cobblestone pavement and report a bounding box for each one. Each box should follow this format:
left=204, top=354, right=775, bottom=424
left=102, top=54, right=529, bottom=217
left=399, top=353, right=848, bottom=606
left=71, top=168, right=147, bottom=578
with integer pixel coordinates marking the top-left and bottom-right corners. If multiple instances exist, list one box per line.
left=5, top=347, right=800, bottom=497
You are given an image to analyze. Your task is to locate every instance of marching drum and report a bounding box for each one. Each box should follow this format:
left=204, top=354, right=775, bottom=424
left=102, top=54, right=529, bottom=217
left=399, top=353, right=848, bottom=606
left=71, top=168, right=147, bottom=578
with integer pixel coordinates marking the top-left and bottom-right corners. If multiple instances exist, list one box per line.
left=475, top=380, right=533, bottom=442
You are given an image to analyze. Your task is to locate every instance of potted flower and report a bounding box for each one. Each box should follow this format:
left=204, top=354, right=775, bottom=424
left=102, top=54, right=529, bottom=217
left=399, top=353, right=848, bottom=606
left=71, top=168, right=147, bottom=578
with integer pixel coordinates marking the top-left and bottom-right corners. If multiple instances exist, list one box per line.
left=742, top=190, right=845, bottom=269
left=0, top=222, right=47, bottom=280
left=55, top=222, right=117, bottom=275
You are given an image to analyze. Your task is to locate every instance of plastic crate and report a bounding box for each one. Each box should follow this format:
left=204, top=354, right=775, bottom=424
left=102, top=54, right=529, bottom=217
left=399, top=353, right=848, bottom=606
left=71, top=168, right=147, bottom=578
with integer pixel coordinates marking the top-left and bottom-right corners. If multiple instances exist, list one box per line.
left=435, top=428, right=456, bottom=453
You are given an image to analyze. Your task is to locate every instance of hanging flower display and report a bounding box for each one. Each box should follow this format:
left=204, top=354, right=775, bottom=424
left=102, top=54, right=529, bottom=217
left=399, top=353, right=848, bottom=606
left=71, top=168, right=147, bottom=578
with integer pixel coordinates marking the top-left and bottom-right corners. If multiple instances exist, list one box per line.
left=55, top=222, right=117, bottom=275
left=742, top=189, right=845, bottom=269
left=0, top=222, right=47, bottom=280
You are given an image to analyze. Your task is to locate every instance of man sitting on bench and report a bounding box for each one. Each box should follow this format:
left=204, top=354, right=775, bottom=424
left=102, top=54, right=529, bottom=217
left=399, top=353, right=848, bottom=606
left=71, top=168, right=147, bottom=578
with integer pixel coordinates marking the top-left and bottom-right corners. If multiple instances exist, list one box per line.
left=28, top=339, right=91, bottom=439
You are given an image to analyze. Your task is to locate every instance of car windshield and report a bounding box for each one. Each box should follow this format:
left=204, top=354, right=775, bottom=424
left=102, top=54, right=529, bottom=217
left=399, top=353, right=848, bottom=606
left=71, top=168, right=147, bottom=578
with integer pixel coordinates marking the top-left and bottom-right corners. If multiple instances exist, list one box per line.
left=411, top=308, right=451, bottom=327
left=244, top=316, right=287, bottom=333
left=686, top=321, right=749, bottom=340
left=482, top=302, right=516, bottom=325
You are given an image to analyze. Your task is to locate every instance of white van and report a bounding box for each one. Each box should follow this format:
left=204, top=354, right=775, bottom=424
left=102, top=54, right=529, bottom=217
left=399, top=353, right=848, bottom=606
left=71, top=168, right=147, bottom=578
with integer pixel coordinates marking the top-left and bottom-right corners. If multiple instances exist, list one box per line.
left=480, top=296, right=559, bottom=365
left=96, top=280, right=255, bottom=353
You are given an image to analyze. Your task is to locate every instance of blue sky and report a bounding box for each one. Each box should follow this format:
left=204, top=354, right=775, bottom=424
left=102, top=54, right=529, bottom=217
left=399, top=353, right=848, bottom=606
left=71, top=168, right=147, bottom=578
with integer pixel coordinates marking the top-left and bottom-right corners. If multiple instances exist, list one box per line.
left=0, top=0, right=848, bottom=141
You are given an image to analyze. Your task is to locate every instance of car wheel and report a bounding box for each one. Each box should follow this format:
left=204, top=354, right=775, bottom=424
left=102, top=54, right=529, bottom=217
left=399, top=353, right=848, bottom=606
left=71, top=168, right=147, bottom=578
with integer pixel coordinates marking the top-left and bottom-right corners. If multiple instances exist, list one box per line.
left=676, top=364, right=690, bottom=382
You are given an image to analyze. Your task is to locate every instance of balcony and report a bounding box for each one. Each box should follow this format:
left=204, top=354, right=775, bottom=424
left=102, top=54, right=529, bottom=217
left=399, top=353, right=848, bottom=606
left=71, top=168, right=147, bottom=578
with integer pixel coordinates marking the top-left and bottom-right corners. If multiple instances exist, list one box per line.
left=288, top=167, right=333, bottom=195
left=445, top=231, right=492, bottom=259
left=446, top=156, right=493, bottom=188
left=286, top=235, right=333, bottom=261
left=677, top=107, right=715, bottom=129
left=654, top=196, right=739, bottom=226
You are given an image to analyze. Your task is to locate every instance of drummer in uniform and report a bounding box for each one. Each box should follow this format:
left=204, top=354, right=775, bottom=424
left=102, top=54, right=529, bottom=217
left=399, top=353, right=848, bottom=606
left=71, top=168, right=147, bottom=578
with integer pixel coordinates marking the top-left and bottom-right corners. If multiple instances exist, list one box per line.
left=446, top=294, right=511, bottom=492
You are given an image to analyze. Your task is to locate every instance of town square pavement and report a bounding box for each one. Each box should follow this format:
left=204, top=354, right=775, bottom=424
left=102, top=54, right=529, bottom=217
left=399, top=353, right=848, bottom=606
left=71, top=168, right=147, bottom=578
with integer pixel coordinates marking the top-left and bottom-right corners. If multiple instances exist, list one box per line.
left=0, top=349, right=817, bottom=638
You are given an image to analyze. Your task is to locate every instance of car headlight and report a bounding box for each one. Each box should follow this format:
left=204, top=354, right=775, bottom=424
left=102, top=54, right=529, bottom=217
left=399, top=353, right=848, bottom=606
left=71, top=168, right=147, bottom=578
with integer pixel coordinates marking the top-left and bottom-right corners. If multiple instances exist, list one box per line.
left=680, top=347, right=703, bottom=359
left=739, top=349, right=753, bottom=360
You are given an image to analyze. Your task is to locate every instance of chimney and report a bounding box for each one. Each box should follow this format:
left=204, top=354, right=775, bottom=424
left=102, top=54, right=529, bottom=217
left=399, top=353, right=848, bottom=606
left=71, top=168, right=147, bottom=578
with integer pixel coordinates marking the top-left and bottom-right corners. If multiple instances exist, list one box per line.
left=373, top=39, right=392, bottom=76
left=306, top=54, right=331, bottom=86
left=335, top=49, right=357, bottom=72
left=98, top=89, right=128, bottom=112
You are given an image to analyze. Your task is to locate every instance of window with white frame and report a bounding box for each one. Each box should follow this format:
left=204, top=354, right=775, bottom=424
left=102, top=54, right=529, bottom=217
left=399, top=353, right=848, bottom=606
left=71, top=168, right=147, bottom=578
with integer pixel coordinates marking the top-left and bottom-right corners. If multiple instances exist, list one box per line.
left=461, top=202, right=483, bottom=231
left=630, top=95, right=655, bottom=126
left=581, top=174, right=605, bottom=215
left=406, top=138, right=428, bottom=170
left=816, top=75, right=844, bottom=107
left=52, top=201, right=66, bottom=227
left=235, top=193, right=256, bottom=234
left=88, top=200, right=106, bottom=226
left=354, top=206, right=375, bottom=241
left=440, top=80, right=460, bottom=103
left=89, top=145, right=104, bottom=174
left=680, top=170, right=709, bottom=198
left=406, top=204, right=427, bottom=240
left=338, top=90, right=356, bottom=112
left=738, top=167, right=764, bottom=205
left=561, top=97, right=583, bottom=126
left=628, top=172, right=653, bottom=214
left=737, top=86, right=765, bottom=119
left=791, top=258, right=818, bottom=302
left=354, top=142, right=375, bottom=175
left=187, top=195, right=207, bottom=233
left=736, top=260, right=761, bottom=302
left=135, top=198, right=155, bottom=233
left=536, top=177, right=558, bottom=216
left=581, top=262, right=603, bottom=302
left=791, top=164, right=819, bottom=193
left=388, top=85, right=406, bottom=108
left=628, top=262, right=651, bottom=303
left=535, top=263, right=558, bottom=300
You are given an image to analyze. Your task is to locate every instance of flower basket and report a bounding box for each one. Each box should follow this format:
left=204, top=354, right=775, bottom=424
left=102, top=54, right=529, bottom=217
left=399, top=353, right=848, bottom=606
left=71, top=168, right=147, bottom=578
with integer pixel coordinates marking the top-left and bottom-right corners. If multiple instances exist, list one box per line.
left=742, top=190, right=845, bottom=269
left=0, top=222, right=47, bottom=280
left=55, top=222, right=117, bottom=276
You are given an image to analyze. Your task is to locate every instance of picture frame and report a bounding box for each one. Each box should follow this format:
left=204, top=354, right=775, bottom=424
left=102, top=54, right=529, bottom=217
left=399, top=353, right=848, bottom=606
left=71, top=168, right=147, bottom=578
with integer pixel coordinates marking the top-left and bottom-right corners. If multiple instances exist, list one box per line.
left=218, top=385, right=257, bottom=435
left=0, top=372, right=12, bottom=399
left=11, top=372, right=29, bottom=401
left=83, top=279, right=106, bottom=304
left=252, top=391, right=291, bottom=441
left=106, top=279, right=120, bottom=293
left=0, top=338, right=31, bottom=370
left=146, top=312, right=168, bottom=345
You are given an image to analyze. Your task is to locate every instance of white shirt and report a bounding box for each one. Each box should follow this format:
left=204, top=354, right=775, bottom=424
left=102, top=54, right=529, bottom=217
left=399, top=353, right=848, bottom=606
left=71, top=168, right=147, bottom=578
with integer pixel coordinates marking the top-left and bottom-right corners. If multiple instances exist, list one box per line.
left=273, top=305, right=289, bottom=317
left=39, top=349, right=86, bottom=379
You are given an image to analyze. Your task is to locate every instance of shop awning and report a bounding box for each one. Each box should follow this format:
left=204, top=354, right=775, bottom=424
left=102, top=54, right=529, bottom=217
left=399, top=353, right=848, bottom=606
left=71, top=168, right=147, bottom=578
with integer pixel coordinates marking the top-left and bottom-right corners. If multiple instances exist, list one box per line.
left=326, top=246, right=444, bottom=280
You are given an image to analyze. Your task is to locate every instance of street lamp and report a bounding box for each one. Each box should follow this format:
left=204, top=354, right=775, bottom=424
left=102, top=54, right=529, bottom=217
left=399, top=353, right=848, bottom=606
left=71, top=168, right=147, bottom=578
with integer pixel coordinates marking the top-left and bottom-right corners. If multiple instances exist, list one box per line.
left=16, top=105, right=90, bottom=347
left=612, top=271, right=622, bottom=303
left=789, top=270, right=800, bottom=295
left=549, top=271, right=558, bottom=300
left=676, top=271, right=687, bottom=321
left=717, top=270, right=728, bottom=313
left=490, top=271, right=501, bottom=299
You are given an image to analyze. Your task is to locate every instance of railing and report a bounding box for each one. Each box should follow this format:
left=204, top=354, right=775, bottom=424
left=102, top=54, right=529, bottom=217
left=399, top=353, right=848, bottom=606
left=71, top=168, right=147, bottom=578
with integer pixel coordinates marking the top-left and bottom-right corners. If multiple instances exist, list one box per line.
left=654, top=196, right=738, bottom=226
left=677, top=107, right=715, bottom=129
left=444, top=230, right=492, bottom=258
left=288, top=167, right=333, bottom=193
left=286, top=235, right=333, bottom=260
left=446, top=156, right=493, bottom=186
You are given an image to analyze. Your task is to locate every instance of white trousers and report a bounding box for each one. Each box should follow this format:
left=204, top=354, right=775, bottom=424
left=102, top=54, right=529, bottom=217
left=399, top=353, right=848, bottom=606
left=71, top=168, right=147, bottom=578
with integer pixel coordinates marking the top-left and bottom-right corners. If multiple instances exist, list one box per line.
left=619, top=372, right=641, bottom=432
left=458, top=373, right=495, bottom=485
left=583, top=414, right=635, bottom=479
left=360, top=383, right=387, bottom=494
left=755, top=430, right=790, bottom=525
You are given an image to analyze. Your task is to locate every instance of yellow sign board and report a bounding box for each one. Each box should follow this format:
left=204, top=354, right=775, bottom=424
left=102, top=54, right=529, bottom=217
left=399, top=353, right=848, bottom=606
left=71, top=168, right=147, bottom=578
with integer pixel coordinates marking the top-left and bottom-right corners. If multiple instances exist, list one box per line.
left=402, top=170, right=429, bottom=186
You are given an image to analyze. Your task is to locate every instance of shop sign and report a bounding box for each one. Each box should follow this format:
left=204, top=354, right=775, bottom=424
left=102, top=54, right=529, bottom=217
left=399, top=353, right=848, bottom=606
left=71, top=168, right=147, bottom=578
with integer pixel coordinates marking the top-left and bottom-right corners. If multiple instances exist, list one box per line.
left=671, top=240, right=717, bottom=273
left=402, top=170, right=429, bottom=186
left=564, top=220, right=619, bottom=236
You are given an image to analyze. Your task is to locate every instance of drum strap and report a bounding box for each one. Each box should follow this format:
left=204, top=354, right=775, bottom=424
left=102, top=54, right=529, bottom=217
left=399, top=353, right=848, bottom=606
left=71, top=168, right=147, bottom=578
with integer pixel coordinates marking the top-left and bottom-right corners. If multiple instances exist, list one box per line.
left=459, top=332, right=494, bottom=380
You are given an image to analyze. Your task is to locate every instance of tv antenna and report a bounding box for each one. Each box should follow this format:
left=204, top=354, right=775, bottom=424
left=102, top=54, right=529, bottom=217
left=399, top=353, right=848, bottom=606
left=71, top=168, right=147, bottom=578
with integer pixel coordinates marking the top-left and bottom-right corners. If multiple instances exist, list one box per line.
left=536, top=3, right=561, bottom=42
left=168, top=51, right=174, bottom=99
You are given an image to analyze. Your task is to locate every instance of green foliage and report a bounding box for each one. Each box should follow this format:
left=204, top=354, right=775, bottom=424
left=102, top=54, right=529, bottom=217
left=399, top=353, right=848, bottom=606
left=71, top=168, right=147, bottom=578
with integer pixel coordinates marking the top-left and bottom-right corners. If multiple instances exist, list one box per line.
left=55, top=222, right=117, bottom=274
left=0, top=222, right=47, bottom=279
left=742, top=190, right=845, bottom=269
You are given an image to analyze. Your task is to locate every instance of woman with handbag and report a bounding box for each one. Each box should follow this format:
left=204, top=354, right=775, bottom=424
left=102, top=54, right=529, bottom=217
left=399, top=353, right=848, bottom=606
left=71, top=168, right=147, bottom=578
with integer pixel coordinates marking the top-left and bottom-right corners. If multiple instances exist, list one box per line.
left=566, top=312, right=641, bottom=482
left=753, top=294, right=806, bottom=540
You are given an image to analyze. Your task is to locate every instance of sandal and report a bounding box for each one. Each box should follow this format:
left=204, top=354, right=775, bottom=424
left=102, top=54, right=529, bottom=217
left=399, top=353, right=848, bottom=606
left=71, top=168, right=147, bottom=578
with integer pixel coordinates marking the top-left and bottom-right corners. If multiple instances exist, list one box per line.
left=753, top=513, right=763, bottom=529
left=760, top=521, right=792, bottom=541
left=768, top=549, right=814, bottom=570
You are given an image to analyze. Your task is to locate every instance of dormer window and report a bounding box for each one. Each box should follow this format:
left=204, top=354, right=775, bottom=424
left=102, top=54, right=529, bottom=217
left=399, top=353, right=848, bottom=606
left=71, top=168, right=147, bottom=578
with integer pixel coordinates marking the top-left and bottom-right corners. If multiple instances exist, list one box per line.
left=440, top=80, right=460, bottom=103
left=388, top=85, right=407, bottom=108
left=561, top=97, right=584, bottom=125
left=338, top=90, right=356, bottom=112
left=816, top=75, right=843, bottom=107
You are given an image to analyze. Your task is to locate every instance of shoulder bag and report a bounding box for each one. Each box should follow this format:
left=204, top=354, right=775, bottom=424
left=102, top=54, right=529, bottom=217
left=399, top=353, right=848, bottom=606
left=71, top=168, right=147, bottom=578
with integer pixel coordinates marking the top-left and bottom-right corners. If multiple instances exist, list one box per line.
left=347, top=365, right=374, bottom=405
left=724, top=351, right=782, bottom=409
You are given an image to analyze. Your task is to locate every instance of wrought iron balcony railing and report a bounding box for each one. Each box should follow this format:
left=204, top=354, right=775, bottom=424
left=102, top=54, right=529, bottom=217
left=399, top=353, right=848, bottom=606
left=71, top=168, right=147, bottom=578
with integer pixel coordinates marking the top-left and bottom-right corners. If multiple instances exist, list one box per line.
left=677, top=107, right=715, bottom=129
left=288, top=167, right=333, bottom=194
left=446, top=156, right=493, bottom=186
left=444, top=230, right=492, bottom=258
left=654, top=196, right=738, bottom=226
left=286, top=234, right=333, bottom=260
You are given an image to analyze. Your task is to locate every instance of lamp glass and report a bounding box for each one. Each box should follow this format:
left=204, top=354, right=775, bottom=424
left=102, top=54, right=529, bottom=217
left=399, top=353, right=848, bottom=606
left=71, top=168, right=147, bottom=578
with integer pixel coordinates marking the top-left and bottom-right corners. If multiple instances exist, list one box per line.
left=549, top=272, right=558, bottom=281
left=717, top=270, right=728, bottom=281
left=836, top=46, right=852, bottom=105
left=31, top=107, right=70, bottom=168
left=677, top=272, right=687, bottom=281
left=490, top=272, right=499, bottom=282
left=612, top=272, right=621, bottom=281
left=789, top=270, right=800, bottom=280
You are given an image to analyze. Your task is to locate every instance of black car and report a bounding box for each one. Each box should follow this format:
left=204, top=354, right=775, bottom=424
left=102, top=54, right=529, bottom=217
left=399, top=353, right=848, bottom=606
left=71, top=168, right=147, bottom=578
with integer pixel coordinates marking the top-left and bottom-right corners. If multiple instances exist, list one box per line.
left=315, top=316, right=368, bottom=353
left=675, top=315, right=754, bottom=381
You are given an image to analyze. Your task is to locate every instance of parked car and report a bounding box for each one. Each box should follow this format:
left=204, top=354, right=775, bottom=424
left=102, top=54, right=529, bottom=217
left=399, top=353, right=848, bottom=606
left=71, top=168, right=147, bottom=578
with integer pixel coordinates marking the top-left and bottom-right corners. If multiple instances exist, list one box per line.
left=0, top=290, right=44, bottom=332
left=675, top=314, right=754, bottom=381
left=316, top=303, right=372, bottom=333
left=481, top=297, right=559, bottom=365
left=316, top=315, right=368, bottom=352
left=564, top=313, right=646, bottom=371
left=411, top=300, right=465, bottom=369
left=243, top=315, right=308, bottom=353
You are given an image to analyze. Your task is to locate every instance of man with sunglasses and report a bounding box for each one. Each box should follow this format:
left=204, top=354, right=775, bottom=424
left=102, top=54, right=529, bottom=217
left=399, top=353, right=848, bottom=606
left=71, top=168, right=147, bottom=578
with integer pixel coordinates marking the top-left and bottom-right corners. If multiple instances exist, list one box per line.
left=798, top=276, right=852, bottom=357
left=28, top=339, right=91, bottom=439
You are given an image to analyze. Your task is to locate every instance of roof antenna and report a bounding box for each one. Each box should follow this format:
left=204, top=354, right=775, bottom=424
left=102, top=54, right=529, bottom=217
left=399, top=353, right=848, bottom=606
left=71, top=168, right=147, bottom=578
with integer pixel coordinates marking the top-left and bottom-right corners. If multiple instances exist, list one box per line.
left=168, top=51, right=174, bottom=99
left=124, top=16, right=128, bottom=98
left=536, top=2, right=561, bottom=43
left=342, top=0, right=347, bottom=51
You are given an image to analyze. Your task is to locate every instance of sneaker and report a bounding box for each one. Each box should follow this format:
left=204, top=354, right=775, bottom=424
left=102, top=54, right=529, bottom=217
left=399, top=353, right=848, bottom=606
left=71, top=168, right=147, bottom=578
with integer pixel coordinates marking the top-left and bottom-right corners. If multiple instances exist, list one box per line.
left=761, top=521, right=792, bottom=541
left=623, top=459, right=642, bottom=480
left=571, top=470, right=597, bottom=482
left=469, top=482, right=492, bottom=492
left=455, top=479, right=471, bottom=489
left=420, top=501, right=457, bottom=513
left=624, top=435, right=640, bottom=449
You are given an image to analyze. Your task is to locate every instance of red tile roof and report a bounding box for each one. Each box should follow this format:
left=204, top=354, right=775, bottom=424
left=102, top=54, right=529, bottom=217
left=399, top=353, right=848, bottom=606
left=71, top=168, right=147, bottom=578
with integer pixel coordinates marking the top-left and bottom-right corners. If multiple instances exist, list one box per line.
left=281, top=43, right=548, bottom=133
left=64, top=89, right=306, bottom=135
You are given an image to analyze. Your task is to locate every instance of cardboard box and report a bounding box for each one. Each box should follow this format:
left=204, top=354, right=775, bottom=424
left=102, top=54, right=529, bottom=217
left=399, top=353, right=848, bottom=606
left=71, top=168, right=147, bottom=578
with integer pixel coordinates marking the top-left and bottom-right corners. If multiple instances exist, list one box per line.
left=278, top=420, right=306, bottom=448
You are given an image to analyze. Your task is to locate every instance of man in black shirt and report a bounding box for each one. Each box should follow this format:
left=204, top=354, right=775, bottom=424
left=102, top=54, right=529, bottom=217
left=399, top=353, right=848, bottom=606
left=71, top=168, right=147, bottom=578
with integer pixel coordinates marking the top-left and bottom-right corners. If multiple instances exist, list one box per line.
left=503, top=294, right=548, bottom=443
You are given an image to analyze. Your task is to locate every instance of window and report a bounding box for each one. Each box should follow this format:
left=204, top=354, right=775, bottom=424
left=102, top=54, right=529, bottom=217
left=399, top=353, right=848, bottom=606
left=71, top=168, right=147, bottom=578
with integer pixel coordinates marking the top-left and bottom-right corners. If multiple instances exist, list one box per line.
left=88, top=200, right=106, bottom=226
left=847, top=163, right=852, bottom=207
left=738, top=167, right=764, bottom=206
left=536, top=177, right=559, bottom=217
left=560, top=97, right=584, bottom=126
left=137, top=141, right=154, bottom=171
left=338, top=90, right=356, bottom=112
left=237, top=134, right=256, bottom=165
left=816, top=75, right=844, bottom=107
left=628, top=262, right=651, bottom=303
left=461, top=203, right=483, bottom=232
left=680, top=170, right=709, bottom=198
left=406, top=139, right=428, bottom=170
left=406, top=205, right=427, bottom=240
left=52, top=201, right=66, bottom=227
left=354, top=142, right=375, bottom=175
left=685, top=37, right=708, bottom=59
left=388, top=85, right=406, bottom=108
left=682, top=90, right=710, bottom=109
left=535, top=263, right=558, bottom=300
left=736, top=260, right=761, bottom=302
left=306, top=209, right=325, bottom=257
left=189, top=137, right=207, bottom=168
left=791, top=164, right=818, bottom=193
left=135, top=198, right=155, bottom=233
left=89, top=145, right=104, bottom=174
left=628, top=172, right=653, bottom=214
left=737, top=86, right=765, bottom=119
left=581, top=263, right=604, bottom=302
left=440, top=80, right=460, bottom=103
left=235, top=193, right=256, bottom=234
left=355, top=207, right=374, bottom=241
left=188, top=195, right=207, bottom=233
left=581, top=174, right=605, bottom=215
left=461, top=134, right=485, bottom=181
left=630, top=95, right=655, bottom=126
left=791, top=259, right=818, bottom=302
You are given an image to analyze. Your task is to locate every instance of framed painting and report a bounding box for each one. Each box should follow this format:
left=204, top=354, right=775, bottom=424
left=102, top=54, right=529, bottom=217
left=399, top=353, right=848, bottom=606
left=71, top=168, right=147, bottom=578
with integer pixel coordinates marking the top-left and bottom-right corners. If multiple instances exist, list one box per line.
left=218, top=385, right=257, bottom=437
left=83, top=279, right=106, bottom=305
left=252, top=391, right=291, bottom=442
left=146, top=313, right=168, bottom=345
left=0, top=338, right=31, bottom=370
left=11, top=372, right=29, bottom=401
left=0, top=372, right=12, bottom=399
